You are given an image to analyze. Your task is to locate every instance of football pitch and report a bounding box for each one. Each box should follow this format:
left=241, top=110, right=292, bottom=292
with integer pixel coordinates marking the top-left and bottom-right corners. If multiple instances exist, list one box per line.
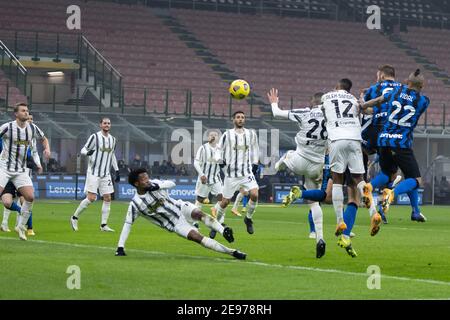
left=1, top=201, right=450, bottom=300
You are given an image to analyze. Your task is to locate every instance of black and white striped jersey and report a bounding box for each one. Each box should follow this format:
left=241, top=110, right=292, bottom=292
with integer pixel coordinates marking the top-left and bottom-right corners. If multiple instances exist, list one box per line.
left=82, top=131, right=119, bottom=178
left=194, top=143, right=221, bottom=184
left=215, top=128, right=259, bottom=178
left=0, top=121, right=45, bottom=172
left=126, top=180, right=183, bottom=232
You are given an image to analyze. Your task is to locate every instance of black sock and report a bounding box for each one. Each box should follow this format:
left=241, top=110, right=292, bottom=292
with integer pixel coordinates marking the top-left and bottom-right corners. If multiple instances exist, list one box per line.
left=101, top=223, right=107, bottom=228
left=72, top=216, right=78, bottom=220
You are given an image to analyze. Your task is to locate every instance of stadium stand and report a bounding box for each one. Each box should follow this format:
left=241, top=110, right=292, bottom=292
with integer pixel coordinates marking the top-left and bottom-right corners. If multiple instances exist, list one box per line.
left=0, top=0, right=449, bottom=124
left=0, top=70, right=27, bottom=107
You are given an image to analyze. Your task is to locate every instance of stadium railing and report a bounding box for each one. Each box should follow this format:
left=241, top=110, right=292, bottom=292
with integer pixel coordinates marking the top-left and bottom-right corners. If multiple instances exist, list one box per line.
left=0, top=40, right=27, bottom=95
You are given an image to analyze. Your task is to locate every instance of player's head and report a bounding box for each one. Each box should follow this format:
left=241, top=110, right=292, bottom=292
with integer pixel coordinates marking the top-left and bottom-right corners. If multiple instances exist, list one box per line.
left=128, top=168, right=150, bottom=190
left=14, top=103, right=29, bottom=122
left=100, top=117, right=111, bottom=133
left=336, top=79, right=352, bottom=92
left=207, top=130, right=220, bottom=144
left=27, top=114, right=33, bottom=124
left=310, top=92, right=324, bottom=106
left=377, top=64, right=396, bottom=81
left=407, top=69, right=425, bottom=91
left=232, top=111, right=245, bottom=128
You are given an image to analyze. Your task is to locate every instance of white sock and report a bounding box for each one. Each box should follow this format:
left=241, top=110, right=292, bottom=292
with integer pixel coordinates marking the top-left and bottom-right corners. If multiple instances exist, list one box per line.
left=194, top=200, right=202, bottom=209
left=310, top=202, right=323, bottom=243
left=201, top=215, right=224, bottom=234
left=357, top=180, right=366, bottom=197
left=200, top=237, right=234, bottom=255
left=19, top=201, right=33, bottom=228
left=246, top=200, right=257, bottom=219
left=233, top=193, right=244, bottom=210
left=118, top=223, right=132, bottom=248
left=101, top=201, right=111, bottom=225
left=332, top=184, right=344, bottom=224
left=2, top=208, right=10, bottom=225
left=214, top=202, right=226, bottom=224
left=73, top=198, right=92, bottom=218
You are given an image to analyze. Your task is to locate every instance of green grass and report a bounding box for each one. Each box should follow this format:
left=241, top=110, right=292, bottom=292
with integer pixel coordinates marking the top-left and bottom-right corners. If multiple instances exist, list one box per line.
left=1, top=200, right=450, bottom=299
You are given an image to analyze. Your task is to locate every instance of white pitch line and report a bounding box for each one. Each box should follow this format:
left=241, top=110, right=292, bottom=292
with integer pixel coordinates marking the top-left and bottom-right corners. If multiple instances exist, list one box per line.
left=1, top=236, right=450, bottom=288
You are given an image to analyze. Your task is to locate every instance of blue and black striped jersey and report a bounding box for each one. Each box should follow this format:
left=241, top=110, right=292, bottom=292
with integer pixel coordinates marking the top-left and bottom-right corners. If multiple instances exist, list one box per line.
left=378, top=86, right=430, bottom=149
left=363, top=79, right=403, bottom=130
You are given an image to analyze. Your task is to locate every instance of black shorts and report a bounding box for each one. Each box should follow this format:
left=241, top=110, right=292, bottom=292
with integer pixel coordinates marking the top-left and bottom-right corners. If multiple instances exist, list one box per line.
left=361, top=125, right=378, bottom=155
left=1, top=181, right=21, bottom=198
left=378, top=147, right=421, bottom=179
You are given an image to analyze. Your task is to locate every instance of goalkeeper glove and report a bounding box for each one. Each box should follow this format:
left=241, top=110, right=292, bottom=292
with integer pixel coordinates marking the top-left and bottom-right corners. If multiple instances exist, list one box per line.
left=86, top=149, right=95, bottom=156
left=115, top=171, right=120, bottom=183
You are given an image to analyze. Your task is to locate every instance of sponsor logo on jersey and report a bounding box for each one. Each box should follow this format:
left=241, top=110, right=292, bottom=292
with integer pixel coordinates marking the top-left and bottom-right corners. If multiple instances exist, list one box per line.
left=100, top=147, right=113, bottom=152
left=380, top=133, right=403, bottom=139
left=15, top=140, right=30, bottom=146
left=399, top=93, right=414, bottom=102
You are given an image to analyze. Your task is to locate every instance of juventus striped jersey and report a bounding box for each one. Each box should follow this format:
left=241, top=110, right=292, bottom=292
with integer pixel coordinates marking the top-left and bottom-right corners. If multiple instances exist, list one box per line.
left=82, top=131, right=119, bottom=178
left=215, top=128, right=259, bottom=178
left=287, top=106, right=327, bottom=164
left=194, top=143, right=221, bottom=184
left=0, top=120, right=45, bottom=172
left=126, top=180, right=184, bottom=232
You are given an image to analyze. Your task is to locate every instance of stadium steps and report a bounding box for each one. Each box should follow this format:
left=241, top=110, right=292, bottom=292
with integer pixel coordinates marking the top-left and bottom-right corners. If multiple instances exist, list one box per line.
left=154, top=13, right=270, bottom=117
left=388, top=34, right=450, bottom=88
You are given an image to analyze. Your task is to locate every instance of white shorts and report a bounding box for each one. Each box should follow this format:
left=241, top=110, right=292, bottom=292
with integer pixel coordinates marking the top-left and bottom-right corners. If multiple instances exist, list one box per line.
left=195, top=178, right=223, bottom=198
left=84, top=173, right=114, bottom=196
left=174, top=201, right=199, bottom=238
left=282, top=150, right=323, bottom=190
left=0, top=168, right=33, bottom=190
left=329, top=139, right=365, bottom=174
left=222, top=175, right=259, bottom=199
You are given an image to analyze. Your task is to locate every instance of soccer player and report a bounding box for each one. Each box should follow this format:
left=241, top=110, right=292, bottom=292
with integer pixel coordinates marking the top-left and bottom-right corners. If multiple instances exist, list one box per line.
left=211, top=111, right=259, bottom=234
left=321, top=79, right=378, bottom=255
left=361, top=65, right=425, bottom=222
left=70, top=117, right=120, bottom=232
left=361, top=69, right=429, bottom=217
left=0, top=103, right=50, bottom=240
left=194, top=130, right=223, bottom=209
left=268, top=89, right=327, bottom=258
left=0, top=114, right=42, bottom=235
left=115, top=168, right=246, bottom=260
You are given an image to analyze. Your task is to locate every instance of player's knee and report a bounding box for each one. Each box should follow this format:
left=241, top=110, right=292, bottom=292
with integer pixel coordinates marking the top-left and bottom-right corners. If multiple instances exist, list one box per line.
left=187, top=230, right=202, bottom=243
left=2, top=198, right=12, bottom=208
left=103, top=194, right=112, bottom=202
left=221, top=198, right=230, bottom=207
left=87, top=194, right=97, bottom=202
left=415, top=177, right=422, bottom=188
left=216, top=194, right=223, bottom=202
left=249, top=190, right=258, bottom=202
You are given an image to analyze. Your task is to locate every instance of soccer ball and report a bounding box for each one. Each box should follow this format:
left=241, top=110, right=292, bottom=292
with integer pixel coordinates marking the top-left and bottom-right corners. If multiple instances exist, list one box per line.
left=229, top=79, right=250, bottom=99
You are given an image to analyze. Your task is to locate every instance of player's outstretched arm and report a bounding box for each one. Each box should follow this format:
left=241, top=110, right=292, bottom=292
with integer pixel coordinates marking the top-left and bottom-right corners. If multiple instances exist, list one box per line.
left=268, top=88, right=290, bottom=119
left=361, top=95, right=385, bottom=110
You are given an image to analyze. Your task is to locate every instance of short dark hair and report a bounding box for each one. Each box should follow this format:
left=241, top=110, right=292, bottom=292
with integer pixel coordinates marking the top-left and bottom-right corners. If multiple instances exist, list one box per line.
left=338, top=79, right=352, bottom=92
left=232, top=110, right=245, bottom=118
left=14, top=102, right=28, bottom=113
left=378, top=64, right=396, bottom=78
left=311, top=92, right=324, bottom=105
left=100, top=117, right=110, bottom=124
left=128, top=168, right=148, bottom=187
